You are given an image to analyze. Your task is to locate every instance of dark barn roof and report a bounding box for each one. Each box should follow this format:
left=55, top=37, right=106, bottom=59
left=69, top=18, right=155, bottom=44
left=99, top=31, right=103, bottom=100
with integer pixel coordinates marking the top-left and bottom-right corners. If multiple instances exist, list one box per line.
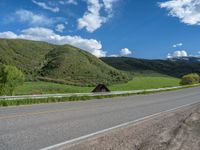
left=92, top=84, right=110, bottom=93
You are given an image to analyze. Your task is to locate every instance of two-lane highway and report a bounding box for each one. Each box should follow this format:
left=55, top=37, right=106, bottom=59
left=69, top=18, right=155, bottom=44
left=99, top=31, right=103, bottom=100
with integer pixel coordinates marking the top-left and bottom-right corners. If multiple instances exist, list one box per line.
left=0, top=87, right=200, bottom=150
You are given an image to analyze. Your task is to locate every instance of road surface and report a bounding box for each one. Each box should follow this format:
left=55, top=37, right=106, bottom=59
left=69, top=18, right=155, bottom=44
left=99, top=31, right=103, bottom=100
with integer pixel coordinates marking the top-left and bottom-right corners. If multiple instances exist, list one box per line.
left=0, top=87, right=200, bottom=150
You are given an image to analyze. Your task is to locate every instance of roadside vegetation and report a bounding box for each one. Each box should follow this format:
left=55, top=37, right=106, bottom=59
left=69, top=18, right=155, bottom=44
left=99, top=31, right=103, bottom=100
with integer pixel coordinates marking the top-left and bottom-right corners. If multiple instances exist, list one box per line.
left=1, top=83, right=199, bottom=107
left=180, top=73, right=200, bottom=85
left=0, top=65, right=24, bottom=95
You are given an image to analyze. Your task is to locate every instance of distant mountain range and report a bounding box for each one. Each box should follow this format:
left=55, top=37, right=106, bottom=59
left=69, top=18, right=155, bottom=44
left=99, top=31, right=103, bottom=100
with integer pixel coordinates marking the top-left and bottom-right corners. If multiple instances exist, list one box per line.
left=167, top=56, right=200, bottom=63
left=101, top=57, right=200, bottom=78
left=0, top=39, right=130, bottom=86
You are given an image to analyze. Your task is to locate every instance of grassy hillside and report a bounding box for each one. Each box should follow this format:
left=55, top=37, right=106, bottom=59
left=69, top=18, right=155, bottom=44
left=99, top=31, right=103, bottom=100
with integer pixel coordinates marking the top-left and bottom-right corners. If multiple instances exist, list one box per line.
left=101, top=57, right=200, bottom=78
left=40, top=45, right=130, bottom=86
left=0, top=39, right=55, bottom=79
left=0, top=39, right=130, bottom=86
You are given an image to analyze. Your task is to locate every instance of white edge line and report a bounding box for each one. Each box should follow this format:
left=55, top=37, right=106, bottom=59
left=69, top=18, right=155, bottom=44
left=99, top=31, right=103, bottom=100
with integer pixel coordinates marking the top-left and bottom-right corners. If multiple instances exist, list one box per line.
left=40, top=101, right=199, bottom=150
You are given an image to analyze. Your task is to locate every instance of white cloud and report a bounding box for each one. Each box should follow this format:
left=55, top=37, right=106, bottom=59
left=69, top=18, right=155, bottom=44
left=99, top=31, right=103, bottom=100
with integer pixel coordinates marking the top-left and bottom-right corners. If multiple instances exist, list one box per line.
left=0, top=31, right=18, bottom=39
left=103, top=0, right=113, bottom=11
left=32, top=0, right=59, bottom=12
left=120, top=48, right=132, bottom=56
left=56, top=24, right=65, bottom=32
left=109, top=47, right=133, bottom=57
left=15, top=9, right=53, bottom=26
left=78, top=0, right=118, bottom=32
left=78, top=0, right=106, bottom=32
left=159, top=0, right=200, bottom=25
left=103, top=0, right=118, bottom=15
left=173, top=50, right=188, bottom=57
left=0, top=27, right=106, bottom=57
left=167, top=50, right=188, bottom=58
left=173, top=43, right=183, bottom=48
left=167, top=53, right=172, bottom=59
left=59, top=0, right=77, bottom=5
left=109, top=54, right=119, bottom=57
left=67, top=0, right=77, bottom=5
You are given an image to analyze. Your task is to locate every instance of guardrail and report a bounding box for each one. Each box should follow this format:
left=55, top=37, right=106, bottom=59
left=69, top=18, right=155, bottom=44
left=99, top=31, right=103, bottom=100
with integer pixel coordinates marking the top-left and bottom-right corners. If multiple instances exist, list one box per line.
left=0, top=86, right=187, bottom=101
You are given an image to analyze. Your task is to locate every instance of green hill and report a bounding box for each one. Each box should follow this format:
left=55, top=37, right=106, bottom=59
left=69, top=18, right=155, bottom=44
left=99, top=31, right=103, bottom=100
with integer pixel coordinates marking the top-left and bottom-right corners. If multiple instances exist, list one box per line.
left=101, top=57, right=200, bottom=77
left=0, top=39, right=55, bottom=79
left=0, top=39, right=130, bottom=86
left=39, top=45, right=130, bottom=86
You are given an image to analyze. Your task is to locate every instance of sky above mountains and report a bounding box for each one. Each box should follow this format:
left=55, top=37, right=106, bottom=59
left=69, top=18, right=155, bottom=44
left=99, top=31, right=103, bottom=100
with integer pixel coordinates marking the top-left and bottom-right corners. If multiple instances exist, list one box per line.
left=0, top=0, right=200, bottom=59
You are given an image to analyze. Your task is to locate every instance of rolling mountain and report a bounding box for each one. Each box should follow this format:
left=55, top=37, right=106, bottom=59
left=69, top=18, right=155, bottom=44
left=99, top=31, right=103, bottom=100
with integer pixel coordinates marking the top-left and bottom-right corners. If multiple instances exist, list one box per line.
left=0, top=39, right=130, bottom=86
left=101, top=57, right=200, bottom=78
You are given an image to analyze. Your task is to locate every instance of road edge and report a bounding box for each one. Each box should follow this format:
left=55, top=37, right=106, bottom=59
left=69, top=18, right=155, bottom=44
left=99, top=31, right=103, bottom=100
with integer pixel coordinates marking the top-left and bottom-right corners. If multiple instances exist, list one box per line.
left=40, top=101, right=200, bottom=150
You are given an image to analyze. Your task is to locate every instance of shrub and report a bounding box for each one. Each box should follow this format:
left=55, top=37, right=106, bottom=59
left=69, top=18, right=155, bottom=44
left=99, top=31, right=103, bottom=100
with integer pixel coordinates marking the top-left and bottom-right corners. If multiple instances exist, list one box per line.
left=0, top=65, right=24, bottom=95
left=180, top=73, right=200, bottom=85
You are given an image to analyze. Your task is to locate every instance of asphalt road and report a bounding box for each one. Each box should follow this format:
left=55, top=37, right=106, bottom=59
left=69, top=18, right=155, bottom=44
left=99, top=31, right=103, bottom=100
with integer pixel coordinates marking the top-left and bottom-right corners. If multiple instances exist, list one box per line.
left=0, top=87, right=200, bottom=150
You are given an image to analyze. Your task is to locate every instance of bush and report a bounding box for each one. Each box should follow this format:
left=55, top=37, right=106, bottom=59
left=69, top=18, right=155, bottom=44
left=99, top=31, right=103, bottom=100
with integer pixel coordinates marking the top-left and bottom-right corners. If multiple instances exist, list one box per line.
left=180, top=73, right=200, bottom=85
left=0, top=65, right=24, bottom=95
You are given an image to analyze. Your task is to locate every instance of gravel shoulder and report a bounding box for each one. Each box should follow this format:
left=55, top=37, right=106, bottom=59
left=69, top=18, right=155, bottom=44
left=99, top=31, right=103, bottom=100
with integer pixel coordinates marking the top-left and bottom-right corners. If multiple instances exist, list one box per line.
left=60, top=103, right=200, bottom=150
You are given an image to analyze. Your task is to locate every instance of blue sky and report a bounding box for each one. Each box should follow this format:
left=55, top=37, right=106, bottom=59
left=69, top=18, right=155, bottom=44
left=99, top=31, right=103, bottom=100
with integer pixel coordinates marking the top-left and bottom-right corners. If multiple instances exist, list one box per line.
left=0, top=0, right=200, bottom=59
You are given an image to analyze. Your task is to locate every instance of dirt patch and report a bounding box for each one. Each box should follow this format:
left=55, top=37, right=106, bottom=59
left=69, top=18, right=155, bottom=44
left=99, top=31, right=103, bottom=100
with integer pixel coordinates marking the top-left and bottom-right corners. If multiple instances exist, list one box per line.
left=59, top=104, right=200, bottom=150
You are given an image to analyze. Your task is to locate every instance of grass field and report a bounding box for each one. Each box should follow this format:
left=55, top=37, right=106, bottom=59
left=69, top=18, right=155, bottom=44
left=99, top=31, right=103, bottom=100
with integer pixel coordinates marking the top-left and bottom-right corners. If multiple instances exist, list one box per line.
left=15, top=82, right=92, bottom=95
left=109, top=76, right=180, bottom=91
left=14, top=73, right=181, bottom=95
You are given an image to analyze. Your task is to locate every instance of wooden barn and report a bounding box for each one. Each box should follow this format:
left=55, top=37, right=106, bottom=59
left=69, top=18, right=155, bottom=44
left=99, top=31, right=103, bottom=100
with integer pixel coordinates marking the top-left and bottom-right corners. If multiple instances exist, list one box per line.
left=92, top=84, right=110, bottom=93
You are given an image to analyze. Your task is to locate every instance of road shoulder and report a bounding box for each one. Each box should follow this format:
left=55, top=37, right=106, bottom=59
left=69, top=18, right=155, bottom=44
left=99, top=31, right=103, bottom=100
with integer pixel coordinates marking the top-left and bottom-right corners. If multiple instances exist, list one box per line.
left=58, top=103, right=200, bottom=150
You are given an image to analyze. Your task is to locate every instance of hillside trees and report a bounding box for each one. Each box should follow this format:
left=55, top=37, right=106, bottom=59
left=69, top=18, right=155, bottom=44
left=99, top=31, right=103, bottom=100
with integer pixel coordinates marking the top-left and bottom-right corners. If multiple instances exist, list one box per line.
left=0, top=65, right=24, bottom=95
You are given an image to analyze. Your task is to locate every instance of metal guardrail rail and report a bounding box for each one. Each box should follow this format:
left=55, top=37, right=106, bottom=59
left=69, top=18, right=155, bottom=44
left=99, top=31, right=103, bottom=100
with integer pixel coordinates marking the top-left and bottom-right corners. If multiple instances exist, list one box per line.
left=0, top=86, right=185, bottom=101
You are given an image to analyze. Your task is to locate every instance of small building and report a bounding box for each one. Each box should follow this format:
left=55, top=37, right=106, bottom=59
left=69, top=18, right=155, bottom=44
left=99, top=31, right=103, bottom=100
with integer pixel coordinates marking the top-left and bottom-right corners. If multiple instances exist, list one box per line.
left=92, top=84, right=110, bottom=93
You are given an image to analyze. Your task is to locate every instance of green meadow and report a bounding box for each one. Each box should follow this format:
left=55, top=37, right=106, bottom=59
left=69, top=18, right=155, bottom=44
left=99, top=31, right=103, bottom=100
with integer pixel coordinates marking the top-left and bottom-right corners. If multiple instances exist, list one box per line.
left=109, top=76, right=180, bottom=91
left=109, top=71, right=180, bottom=91
left=14, top=73, right=180, bottom=95
left=15, top=82, right=93, bottom=95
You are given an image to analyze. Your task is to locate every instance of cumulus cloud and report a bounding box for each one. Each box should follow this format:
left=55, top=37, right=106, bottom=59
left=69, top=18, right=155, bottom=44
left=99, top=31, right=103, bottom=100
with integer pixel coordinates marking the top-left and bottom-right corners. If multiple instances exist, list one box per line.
left=32, top=0, right=59, bottom=12
left=120, top=48, right=132, bottom=56
left=103, top=0, right=113, bottom=11
left=167, top=50, right=188, bottom=58
left=159, top=0, right=200, bottom=25
left=173, top=43, right=183, bottom=48
left=103, top=0, right=118, bottom=15
left=0, top=31, right=18, bottom=39
left=15, top=9, right=53, bottom=26
left=56, top=24, right=65, bottom=32
left=0, top=27, right=106, bottom=57
left=78, top=0, right=106, bottom=32
left=78, top=0, right=118, bottom=32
